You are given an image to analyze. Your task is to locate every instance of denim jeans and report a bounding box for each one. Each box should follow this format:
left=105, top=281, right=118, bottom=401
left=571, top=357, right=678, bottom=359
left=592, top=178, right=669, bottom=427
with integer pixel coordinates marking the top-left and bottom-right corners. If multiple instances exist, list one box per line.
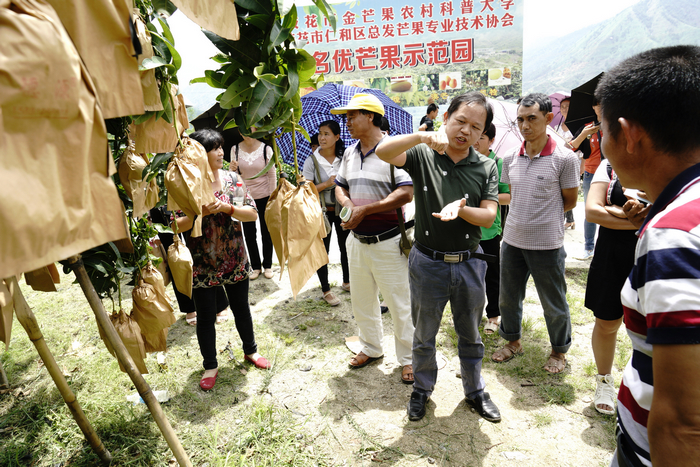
left=498, top=242, right=572, bottom=354
left=582, top=171, right=597, bottom=251
left=409, top=245, right=487, bottom=399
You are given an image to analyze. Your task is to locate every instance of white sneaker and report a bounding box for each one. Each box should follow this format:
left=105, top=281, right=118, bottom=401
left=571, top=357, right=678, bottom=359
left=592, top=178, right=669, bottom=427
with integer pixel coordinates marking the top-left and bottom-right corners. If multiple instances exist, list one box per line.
left=576, top=250, right=594, bottom=261
left=594, top=374, right=617, bottom=415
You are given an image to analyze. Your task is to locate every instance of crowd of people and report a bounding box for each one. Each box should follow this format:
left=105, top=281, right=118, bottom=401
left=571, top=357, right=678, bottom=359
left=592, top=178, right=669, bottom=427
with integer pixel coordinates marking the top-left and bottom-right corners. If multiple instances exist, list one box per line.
left=159, top=45, right=700, bottom=467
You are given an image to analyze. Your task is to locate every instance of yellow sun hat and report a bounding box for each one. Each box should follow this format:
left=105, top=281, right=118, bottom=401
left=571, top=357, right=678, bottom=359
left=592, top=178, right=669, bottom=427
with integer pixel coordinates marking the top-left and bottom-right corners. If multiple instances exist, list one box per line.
left=330, top=93, right=385, bottom=116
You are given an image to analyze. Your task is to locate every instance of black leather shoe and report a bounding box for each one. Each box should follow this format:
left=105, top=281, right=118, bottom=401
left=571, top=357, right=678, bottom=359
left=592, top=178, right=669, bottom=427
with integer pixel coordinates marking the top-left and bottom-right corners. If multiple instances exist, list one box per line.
left=465, top=392, right=501, bottom=423
left=407, top=391, right=430, bottom=421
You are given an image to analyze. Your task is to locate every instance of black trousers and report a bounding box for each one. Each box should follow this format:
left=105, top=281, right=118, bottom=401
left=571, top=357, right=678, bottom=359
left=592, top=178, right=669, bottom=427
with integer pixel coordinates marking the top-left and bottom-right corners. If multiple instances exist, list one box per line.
left=243, top=196, right=273, bottom=270
left=192, top=280, right=257, bottom=370
left=316, top=210, right=350, bottom=292
left=480, top=234, right=502, bottom=319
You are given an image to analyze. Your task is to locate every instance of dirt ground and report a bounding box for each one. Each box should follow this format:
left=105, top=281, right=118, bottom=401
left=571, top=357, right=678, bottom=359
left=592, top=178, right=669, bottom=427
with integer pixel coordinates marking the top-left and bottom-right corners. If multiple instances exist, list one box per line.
left=227, top=258, right=618, bottom=467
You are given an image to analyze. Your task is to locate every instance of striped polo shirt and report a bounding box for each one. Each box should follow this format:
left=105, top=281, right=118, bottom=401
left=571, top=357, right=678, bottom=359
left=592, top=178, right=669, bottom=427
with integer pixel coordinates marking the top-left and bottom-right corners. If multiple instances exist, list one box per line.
left=335, top=138, right=413, bottom=236
left=501, top=136, right=580, bottom=250
left=617, top=162, right=700, bottom=467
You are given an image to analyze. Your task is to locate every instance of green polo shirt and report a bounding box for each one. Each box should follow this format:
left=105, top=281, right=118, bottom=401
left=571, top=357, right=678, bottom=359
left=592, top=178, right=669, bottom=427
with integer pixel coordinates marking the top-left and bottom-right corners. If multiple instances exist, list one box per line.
left=480, top=151, right=510, bottom=241
left=400, top=144, right=499, bottom=252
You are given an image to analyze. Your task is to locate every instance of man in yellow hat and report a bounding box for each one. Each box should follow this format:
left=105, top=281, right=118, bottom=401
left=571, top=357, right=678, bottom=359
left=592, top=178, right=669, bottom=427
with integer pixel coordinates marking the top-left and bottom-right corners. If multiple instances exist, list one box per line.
left=331, top=94, right=416, bottom=384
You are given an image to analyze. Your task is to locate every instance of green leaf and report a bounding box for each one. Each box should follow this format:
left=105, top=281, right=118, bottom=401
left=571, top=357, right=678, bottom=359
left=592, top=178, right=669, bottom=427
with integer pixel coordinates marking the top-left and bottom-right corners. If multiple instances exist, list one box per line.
left=152, top=223, right=173, bottom=234
left=248, top=152, right=277, bottom=179
left=190, top=76, right=207, bottom=84
left=283, top=61, right=299, bottom=101
left=211, top=53, right=231, bottom=64
left=204, top=70, right=227, bottom=89
left=203, top=30, right=260, bottom=68
left=247, top=77, right=284, bottom=127
left=139, top=56, right=174, bottom=72
left=235, top=0, right=272, bottom=15
left=160, top=84, right=173, bottom=124
left=220, top=77, right=255, bottom=109
left=296, top=49, right=317, bottom=83
left=158, top=17, right=176, bottom=47
left=152, top=0, right=177, bottom=17
left=132, top=112, right=154, bottom=125
left=245, top=14, right=270, bottom=31
left=150, top=30, right=182, bottom=72
left=312, top=0, right=336, bottom=32
left=268, top=22, right=291, bottom=53
left=281, top=5, right=297, bottom=30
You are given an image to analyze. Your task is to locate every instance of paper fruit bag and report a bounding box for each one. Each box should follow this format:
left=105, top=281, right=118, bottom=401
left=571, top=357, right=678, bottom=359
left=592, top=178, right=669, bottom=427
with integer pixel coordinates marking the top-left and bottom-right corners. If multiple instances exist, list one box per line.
left=265, top=177, right=295, bottom=277
left=171, top=0, right=240, bottom=41
left=167, top=235, right=193, bottom=298
left=0, top=0, right=128, bottom=280
left=46, top=0, right=143, bottom=118
left=98, top=308, right=148, bottom=374
left=133, top=9, right=162, bottom=112
left=282, top=178, right=329, bottom=298
left=0, top=279, right=14, bottom=352
left=130, top=87, right=189, bottom=154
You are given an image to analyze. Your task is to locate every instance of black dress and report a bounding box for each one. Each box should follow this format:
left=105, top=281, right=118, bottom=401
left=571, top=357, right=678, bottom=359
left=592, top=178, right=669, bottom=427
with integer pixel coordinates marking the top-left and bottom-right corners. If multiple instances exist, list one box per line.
left=584, top=164, right=638, bottom=321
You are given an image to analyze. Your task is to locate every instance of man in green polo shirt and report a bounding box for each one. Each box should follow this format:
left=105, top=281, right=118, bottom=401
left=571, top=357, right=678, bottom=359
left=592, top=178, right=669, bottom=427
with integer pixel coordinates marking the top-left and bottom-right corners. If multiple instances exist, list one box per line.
left=376, top=92, right=501, bottom=423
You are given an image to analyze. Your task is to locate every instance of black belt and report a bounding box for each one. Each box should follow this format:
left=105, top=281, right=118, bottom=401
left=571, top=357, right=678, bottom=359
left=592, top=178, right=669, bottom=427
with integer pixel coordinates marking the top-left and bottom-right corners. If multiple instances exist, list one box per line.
left=414, top=241, right=497, bottom=263
left=352, top=226, right=401, bottom=244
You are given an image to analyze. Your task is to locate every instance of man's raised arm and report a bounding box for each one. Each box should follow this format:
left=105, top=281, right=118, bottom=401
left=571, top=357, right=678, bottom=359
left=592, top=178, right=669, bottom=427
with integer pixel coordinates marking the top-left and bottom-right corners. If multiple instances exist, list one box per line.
left=376, top=131, right=449, bottom=166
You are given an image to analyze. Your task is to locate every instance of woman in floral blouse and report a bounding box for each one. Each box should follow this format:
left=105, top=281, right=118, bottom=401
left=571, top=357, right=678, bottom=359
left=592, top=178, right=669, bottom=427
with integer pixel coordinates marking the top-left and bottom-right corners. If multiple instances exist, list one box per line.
left=176, top=129, right=271, bottom=391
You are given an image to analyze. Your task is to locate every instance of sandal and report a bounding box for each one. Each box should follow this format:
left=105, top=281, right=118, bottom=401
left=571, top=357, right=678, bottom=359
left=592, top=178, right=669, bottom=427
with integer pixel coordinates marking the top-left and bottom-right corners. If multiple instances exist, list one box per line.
left=216, top=308, right=230, bottom=324
left=544, top=352, right=567, bottom=374
left=341, top=283, right=350, bottom=292
left=491, top=343, right=524, bottom=363
left=185, top=312, right=197, bottom=326
left=401, top=364, right=414, bottom=384
left=484, top=320, right=499, bottom=335
left=250, top=269, right=261, bottom=280
left=594, top=374, right=616, bottom=415
left=323, top=291, right=341, bottom=306
left=349, top=351, right=383, bottom=369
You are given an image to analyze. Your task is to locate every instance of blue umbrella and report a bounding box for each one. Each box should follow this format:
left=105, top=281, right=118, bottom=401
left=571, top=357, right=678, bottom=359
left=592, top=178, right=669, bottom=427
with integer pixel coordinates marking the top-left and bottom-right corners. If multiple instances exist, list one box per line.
left=275, top=83, right=413, bottom=166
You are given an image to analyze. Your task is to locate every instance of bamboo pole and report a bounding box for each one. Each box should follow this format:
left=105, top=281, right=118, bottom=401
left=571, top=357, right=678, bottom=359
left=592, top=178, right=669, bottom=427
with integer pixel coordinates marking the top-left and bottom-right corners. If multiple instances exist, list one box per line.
left=5, top=276, right=112, bottom=466
left=66, top=255, right=192, bottom=467
left=0, top=358, right=9, bottom=389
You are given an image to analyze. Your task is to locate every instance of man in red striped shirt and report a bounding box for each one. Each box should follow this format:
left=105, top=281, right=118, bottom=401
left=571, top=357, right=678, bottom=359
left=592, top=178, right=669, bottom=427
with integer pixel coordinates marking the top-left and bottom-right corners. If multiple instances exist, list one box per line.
left=596, top=45, right=700, bottom=467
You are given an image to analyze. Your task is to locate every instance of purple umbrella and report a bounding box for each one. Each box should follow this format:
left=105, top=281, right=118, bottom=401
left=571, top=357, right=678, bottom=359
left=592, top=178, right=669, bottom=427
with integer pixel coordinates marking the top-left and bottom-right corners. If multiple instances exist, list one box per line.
left=275, top=83, right=413, bottom=166
left=549, top=91, right=571, bottom=132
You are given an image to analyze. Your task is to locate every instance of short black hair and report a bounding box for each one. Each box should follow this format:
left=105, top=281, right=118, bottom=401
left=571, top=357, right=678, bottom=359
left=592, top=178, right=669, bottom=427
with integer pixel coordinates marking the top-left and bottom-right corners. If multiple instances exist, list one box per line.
left=310, top=133, right=319, bottom=146
left=595, top=45, right=700, bottom=155
left=426, top=103, right=438, bottom=114
left=445, top=92, right=493, bottom=132
left=518, top=93, right=552, bottom=115
left=380, top=116, right=391, bottom=132
left=189, top=128, right=224, bottom=153
left=358, top=109, right=383, bottom=127
left=484, top=123, right=496, bottom=141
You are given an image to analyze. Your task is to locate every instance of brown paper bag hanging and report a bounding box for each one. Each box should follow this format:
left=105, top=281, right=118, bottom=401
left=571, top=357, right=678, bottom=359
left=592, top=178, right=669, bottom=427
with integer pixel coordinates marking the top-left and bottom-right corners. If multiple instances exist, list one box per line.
left=98, top=308, right=148, bottom=374
left=140, top=262, right=168, bottom=302
left=117, top=143, right=160, bottom=218
left=45, top=0, right=144, bottom=119
left=149, top=238, right=171, bottom=287
left=170, top=0, right=240, bottom=41
left=282, top=180, right=329, bottom=298
left=133, top=9, right=162, bottom=112
left=0, top=279, right=14, bottom=352
left=167, top=232, right=193, bottom=298
left=265, top=177, right=295, bottom=277
left=141, top=327, right=168, bottom=353
left=23, top=264, right=60, bottom=292
left=164, top=136, right=215, bottom=237
left=130, top=87, right=189, bottom=154
left=131, top=278, right=176, bottom=336
left=0, top=0, right=128, bottom=280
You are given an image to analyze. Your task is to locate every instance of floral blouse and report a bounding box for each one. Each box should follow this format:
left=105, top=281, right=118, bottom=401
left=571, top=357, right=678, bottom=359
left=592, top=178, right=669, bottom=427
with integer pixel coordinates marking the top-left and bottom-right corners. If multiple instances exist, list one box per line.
left=179, top=171, right=257, bottom=288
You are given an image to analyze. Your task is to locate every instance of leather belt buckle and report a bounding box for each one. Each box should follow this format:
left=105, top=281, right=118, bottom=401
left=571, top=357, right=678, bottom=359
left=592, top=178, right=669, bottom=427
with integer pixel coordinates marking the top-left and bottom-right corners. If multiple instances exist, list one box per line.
left=367, top=236, right=380, bottom=244
left=443, top=253, right=461, bottom=263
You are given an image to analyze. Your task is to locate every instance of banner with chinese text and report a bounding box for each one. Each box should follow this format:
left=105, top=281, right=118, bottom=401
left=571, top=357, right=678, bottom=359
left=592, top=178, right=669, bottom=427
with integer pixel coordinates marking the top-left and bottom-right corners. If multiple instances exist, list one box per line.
left=294, top=0, right=523, bottom=112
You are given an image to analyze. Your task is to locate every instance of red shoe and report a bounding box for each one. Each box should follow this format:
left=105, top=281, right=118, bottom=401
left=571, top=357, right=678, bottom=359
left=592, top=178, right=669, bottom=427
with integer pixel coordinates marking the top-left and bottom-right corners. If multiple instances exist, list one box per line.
left=245, top=354, right=271, bottom=369
left=199, top=370, right=218, bottom=391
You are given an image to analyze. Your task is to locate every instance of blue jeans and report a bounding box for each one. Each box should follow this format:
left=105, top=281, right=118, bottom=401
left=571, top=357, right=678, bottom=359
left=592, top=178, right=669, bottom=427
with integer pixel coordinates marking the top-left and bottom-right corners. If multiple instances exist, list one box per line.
left=498, top=243, right=572, bottom=354
left=582, top=171, right=597, bottom=251
left=409, top=245, right=487, bottom=399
